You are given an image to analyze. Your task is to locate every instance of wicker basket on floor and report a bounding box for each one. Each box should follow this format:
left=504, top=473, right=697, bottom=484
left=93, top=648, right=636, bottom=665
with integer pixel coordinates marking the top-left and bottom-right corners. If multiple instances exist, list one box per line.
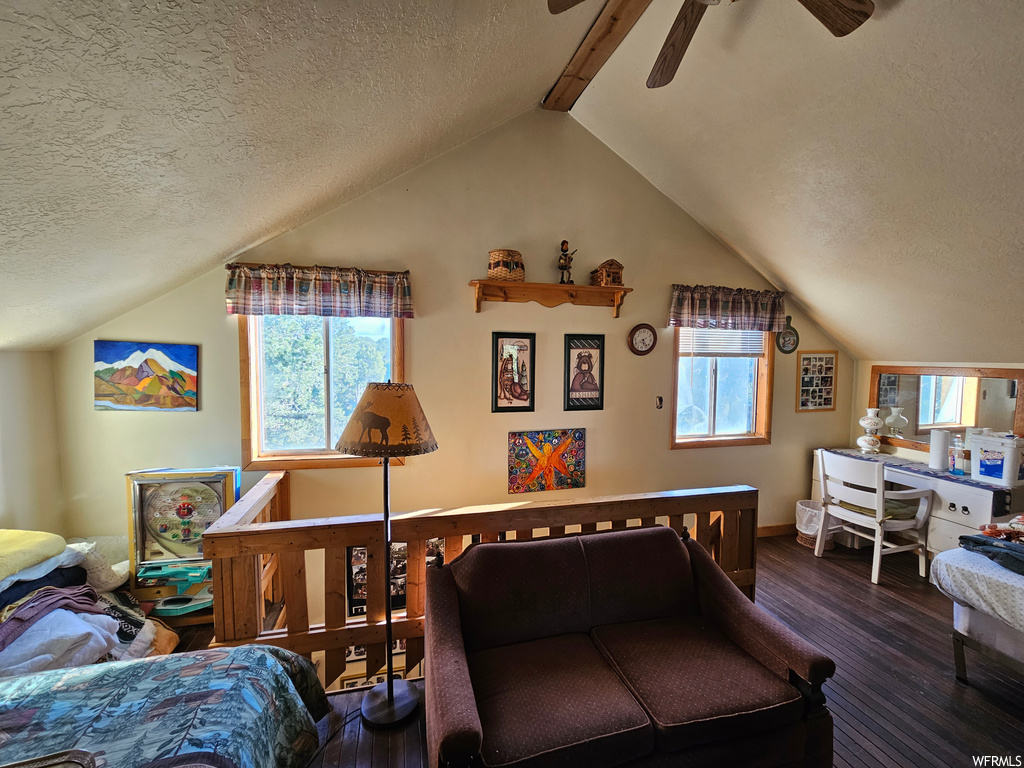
left=795, top=499, right=834, bottom=550
left=797, top=530, right=834, bottom=550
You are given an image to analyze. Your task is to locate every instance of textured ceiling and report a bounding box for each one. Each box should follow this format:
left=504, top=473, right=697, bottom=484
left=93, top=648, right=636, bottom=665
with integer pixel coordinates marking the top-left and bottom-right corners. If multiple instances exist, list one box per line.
left=573, top=0, right=1024, bottom=362
left=7, top=0, right=1023, bottom=360
left=0, top=0, right=600, bottom=350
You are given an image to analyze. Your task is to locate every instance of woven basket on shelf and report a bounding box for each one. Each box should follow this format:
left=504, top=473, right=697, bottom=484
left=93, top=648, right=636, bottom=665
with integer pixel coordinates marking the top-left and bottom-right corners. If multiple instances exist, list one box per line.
left=487, top=249, right=525, bottom=281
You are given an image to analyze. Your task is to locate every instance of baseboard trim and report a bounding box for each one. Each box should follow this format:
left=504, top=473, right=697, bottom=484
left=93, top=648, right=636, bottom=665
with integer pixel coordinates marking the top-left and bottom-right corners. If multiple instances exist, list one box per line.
left=758, top=524, right=797, bottom=538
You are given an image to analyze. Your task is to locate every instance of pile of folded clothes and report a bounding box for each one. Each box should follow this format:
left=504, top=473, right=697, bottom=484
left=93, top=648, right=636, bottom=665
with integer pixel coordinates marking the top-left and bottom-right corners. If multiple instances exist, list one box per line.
left=978, top=514, right=1024, bottom=542
left=960, top=515, right=1024, bottom=577
left=0, top=529, right=179, bottom=677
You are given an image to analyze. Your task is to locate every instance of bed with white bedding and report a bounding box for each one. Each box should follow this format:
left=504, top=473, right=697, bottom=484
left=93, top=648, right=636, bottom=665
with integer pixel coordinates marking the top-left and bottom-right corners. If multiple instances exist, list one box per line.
left=931, top=546, right=1024, bottom=681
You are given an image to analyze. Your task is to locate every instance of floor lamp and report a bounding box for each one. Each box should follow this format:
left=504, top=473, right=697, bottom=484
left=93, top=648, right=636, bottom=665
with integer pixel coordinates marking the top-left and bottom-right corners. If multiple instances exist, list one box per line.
left=335, top=381, right=437, bottom=727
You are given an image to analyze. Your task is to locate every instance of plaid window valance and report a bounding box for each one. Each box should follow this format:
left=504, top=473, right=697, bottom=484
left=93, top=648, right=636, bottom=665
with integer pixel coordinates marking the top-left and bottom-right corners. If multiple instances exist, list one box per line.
left=668, top=284, right=786, bottom=332
left=225, top=263, right=414, bottom=318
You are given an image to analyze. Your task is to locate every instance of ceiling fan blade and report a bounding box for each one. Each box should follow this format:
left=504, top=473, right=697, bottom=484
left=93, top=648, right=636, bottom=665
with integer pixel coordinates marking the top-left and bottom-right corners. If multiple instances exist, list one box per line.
left=548, top=0, right=590, bottom=13
left=647, top=0, right=708, bottom=89
left=795, top=0, right=874, bottom=37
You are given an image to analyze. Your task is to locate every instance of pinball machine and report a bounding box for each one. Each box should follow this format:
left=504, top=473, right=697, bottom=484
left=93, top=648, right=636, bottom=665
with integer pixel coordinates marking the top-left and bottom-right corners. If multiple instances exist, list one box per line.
left=126, top=467, right=240, bottom=625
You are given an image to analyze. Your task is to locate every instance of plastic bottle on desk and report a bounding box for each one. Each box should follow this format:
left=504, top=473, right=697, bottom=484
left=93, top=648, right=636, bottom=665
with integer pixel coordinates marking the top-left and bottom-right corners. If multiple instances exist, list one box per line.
left=949, top=434, right=966, bottom=476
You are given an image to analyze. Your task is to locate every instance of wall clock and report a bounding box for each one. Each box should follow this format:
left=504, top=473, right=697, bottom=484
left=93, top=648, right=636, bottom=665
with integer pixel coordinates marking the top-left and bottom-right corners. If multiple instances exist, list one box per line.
left=627, top=323, right=657, bottom=356
left=776, top=315, right=799, bottom=354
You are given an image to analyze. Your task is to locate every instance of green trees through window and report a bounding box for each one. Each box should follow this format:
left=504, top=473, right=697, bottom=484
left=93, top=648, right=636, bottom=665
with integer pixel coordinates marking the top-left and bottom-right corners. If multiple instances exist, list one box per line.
left=259, top=316, right=391, bottom=453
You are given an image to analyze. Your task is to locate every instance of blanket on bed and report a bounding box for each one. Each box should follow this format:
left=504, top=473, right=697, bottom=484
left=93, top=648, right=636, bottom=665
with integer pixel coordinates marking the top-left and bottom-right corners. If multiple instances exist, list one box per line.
left=932, top=546, right=1024, bottom=634
left=0, top=644, right=329, bottom=768
left=959, top=534, right=1024, bottom=576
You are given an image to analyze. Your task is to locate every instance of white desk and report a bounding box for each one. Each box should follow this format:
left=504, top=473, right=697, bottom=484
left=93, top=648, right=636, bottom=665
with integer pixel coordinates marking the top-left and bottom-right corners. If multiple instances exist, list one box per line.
left=813, top=448, right=1021, bottom=553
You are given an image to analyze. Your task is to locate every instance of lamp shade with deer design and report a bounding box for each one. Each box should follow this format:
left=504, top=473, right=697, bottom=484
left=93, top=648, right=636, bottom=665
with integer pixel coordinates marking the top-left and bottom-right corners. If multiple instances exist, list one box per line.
left=335, top=382, right=437, bottom=458
left=334, top=381, right=437, bottom=727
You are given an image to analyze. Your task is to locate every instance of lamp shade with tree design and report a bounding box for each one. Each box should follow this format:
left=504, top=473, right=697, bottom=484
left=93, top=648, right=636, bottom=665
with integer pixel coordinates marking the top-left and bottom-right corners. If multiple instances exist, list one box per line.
left=336, top=382, right=437, bottom=458
left=334, top=381, right=437, bottom=726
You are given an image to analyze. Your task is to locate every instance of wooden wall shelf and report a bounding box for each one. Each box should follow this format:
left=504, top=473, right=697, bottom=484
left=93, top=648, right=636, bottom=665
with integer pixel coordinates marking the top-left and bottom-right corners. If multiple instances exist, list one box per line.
left=468, top=280, right=632, bottom=317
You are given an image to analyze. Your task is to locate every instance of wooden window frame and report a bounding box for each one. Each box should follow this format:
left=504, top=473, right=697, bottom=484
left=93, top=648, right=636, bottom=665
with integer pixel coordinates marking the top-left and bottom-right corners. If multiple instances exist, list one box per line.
left=670, top=329, right=774, bottom=450
left=238, top=315, right=406, bottom=471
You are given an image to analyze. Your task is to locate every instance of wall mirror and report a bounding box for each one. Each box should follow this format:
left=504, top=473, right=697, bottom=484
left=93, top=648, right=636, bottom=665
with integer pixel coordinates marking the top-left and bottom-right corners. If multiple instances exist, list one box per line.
left=869, top=365, right=1024, bottom=451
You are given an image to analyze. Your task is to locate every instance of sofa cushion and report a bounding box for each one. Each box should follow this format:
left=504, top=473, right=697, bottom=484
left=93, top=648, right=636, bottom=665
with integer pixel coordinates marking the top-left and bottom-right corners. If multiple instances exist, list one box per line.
left=580, top=527, right=698, bottom=627
left=467, top=633, right=654, bottom=768
left=615, top=720, right=809, bottom=768
left=451, top=537, right=589, bottom=652
left=592, top=616, right=804, bottom=752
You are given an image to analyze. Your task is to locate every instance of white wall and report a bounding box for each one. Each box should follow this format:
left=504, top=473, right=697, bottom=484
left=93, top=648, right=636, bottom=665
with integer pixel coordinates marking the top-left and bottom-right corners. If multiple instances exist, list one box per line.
left=0, top=351, right=64, bottom=532
left=978, top=379, right=1017, bottom=429
left=53, top=273, right=244, bottom=537
left=55, top=109, right=854, bottom=536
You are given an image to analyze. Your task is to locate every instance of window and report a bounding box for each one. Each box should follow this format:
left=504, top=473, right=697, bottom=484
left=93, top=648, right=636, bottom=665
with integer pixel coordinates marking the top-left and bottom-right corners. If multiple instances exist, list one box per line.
left=917, top=375, right=978, bottom=430
left=672, top=328, right=774, bottom=448
left=240, top=315, right=404, bottom=469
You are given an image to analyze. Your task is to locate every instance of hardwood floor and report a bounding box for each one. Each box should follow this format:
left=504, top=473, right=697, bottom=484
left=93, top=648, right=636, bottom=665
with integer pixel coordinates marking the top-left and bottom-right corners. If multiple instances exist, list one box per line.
left=171, top=602, right=282, bottom=652
left=757, top=535, right=1024, bottom=768
left=308, top=683, right=427, bottom=768
left=172, top=621, right=215, bottom=652
left=183, top=537, right=1024, bottom=767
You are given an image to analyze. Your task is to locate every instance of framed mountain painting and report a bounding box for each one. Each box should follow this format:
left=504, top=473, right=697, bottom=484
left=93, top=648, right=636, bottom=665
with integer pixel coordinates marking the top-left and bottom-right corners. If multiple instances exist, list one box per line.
left=94, top=340, right=199, bottom=412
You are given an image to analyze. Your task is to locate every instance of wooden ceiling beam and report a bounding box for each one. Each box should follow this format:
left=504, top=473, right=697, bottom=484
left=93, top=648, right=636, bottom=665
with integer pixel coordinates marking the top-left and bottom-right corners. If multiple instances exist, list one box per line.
left=542, top=0, right=655, bottom=112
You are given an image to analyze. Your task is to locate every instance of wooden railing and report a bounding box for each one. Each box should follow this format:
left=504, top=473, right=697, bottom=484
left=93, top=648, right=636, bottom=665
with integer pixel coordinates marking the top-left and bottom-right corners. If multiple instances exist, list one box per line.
left=204, top=471, right=291, bottom=640
left=204, top=474, right=758, bottom=687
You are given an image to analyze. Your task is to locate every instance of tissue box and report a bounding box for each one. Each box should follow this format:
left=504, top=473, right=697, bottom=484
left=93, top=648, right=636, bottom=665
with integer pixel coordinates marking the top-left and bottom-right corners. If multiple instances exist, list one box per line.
left=970, top=434, right=1024, bottom=488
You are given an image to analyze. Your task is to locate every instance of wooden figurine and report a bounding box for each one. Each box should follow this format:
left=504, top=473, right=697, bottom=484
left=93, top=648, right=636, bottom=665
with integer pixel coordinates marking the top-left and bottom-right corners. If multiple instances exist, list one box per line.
left=558, top=240, right=577, bottom=285
left=589, top=259, right=624, bottom=287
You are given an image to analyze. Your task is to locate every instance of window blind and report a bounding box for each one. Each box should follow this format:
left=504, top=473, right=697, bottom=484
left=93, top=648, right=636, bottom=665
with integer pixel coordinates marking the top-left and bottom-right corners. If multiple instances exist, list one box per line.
left=676, top=328, right=765, bottom=357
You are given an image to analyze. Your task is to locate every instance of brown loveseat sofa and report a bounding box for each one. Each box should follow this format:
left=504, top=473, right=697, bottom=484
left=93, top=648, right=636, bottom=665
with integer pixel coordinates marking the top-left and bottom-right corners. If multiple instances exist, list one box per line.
left=425, top=526, right=835, bottom=768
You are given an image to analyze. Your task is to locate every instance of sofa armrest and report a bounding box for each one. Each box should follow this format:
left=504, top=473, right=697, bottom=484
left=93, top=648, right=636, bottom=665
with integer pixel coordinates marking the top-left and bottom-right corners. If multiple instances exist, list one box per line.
left=684, top=538, right=836, bottom=690
left=425, top=565, right=483, bottom=768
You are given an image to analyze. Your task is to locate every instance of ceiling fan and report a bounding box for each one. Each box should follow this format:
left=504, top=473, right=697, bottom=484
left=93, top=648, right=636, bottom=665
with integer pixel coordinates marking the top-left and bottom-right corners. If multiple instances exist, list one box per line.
left=548, top=0, right=874, bottom=88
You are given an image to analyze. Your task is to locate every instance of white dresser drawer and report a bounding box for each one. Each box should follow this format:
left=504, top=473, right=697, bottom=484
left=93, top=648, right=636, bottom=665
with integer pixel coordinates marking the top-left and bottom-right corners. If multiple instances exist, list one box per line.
left=928, top=517, right=976, bottom=553
left=886, top=468, right=997, bottom=529
left=930, top=482, right=991, bottom=529
left=886, top=469, right=930, bottom=493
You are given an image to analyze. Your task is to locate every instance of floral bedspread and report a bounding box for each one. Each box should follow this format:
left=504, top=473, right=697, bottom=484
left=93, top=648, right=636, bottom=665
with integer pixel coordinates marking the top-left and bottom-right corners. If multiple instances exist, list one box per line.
left=0, top=644, right=329, bottom=768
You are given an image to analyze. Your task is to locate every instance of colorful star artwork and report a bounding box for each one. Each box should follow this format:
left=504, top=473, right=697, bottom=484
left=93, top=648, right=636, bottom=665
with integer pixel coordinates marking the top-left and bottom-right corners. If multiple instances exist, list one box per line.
left=508, top=429, right=586, bottom=494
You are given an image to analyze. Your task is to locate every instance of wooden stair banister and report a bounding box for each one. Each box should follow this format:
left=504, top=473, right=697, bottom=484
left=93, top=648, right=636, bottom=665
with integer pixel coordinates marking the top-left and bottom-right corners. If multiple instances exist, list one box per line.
left=205, top=481, right=758, bottom=687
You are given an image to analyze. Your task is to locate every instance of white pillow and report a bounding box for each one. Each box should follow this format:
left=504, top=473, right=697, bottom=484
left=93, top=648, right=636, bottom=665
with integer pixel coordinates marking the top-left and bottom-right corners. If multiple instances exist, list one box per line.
left=68, top=535, right=129, bottom=568
left=0, top=547, right=86, bottom=594
left=67, top=542, right=129, bottom=592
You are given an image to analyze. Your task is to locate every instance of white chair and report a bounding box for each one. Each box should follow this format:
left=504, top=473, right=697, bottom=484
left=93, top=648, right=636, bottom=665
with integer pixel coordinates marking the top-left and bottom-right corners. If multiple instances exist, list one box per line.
left=815, top=451, right=933, bottom=584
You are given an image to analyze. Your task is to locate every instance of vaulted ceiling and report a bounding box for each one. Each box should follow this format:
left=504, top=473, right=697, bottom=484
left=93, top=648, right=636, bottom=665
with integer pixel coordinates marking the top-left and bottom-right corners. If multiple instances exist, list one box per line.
left=0, top=0, right=601, bottom=350
left=571, top=0, right=1024, bottom=361
left=3, top=0, right=1023, bottom=361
